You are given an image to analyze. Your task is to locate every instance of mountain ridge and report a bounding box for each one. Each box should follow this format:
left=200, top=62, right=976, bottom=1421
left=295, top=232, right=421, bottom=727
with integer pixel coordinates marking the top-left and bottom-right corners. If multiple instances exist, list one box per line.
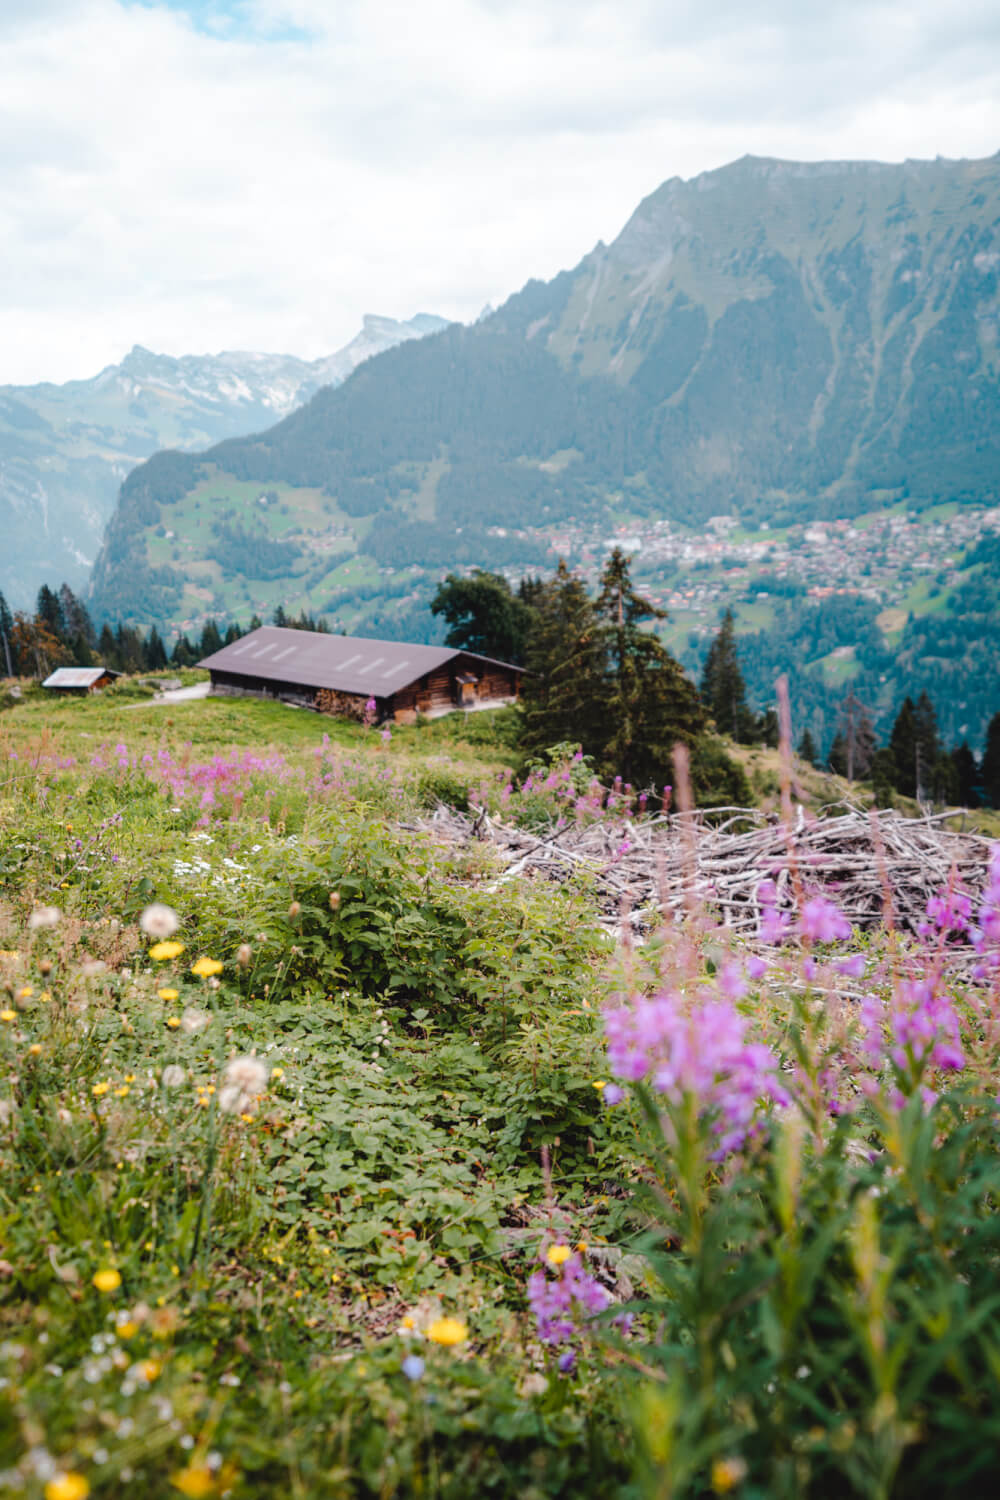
left=0, top=312, right=450, bottom=607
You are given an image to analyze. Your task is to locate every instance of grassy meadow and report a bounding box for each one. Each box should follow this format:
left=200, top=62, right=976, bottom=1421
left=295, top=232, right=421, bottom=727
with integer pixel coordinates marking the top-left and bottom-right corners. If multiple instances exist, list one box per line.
left=3, top=684, right=1000, bottom=1498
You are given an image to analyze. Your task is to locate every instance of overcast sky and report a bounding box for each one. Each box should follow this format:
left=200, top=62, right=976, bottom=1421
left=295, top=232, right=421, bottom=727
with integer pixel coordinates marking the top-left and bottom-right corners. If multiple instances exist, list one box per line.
left=2, top=0, right=999, bottom=384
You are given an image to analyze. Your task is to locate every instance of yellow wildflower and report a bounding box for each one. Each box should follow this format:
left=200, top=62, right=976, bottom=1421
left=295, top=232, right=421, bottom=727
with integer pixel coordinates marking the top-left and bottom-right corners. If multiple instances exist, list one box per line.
left=116, top=1320, right=139, bottom=1340
left=91, top=1082, right=110, bottom=1097
left=711, top=1457, right=748, bottom=1494
left=29, top=1043, right=43, bottom=1056
left=591, top=1080, right=607, bottom=1091
left=270, top=1066, right=284, bottom=1080
left=0, top=1010, right=15, bottom=1023
left=114, top=1085, right=130, bottom=1098
left=137, top=1358, right=161, bottom=1381
left=170, top=1467, right=215, bottom=1499
left=158, top=988, right=179, bottom=1002
left=546, top=1244, right=572, bottom=1266
left=190, top=956, right=223, bottom=978
left=45, top=1475, right=90, bottom=1500
left=165, top=1017, right=181, bottom=1029
left=18, top=985, right=33, bottom=999
left=92, top=1268, right=121, bottom=1293
left=426, top=1316, right=468, bottom=1346
left=149, top=941, right=185, bottom=961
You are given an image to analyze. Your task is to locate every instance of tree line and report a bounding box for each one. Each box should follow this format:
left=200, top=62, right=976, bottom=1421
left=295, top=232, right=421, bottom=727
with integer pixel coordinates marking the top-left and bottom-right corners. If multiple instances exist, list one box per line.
left=697, top=607, right=1000, bottom=810
left=0, top=585, right=330, bottom=680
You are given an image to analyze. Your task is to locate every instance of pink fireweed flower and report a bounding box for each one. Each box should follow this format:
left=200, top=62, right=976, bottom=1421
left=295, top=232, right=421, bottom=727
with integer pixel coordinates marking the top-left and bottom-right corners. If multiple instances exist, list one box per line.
left=799, top=896, right=852, bottom=944
left=603, top=989, right=788, bottom=1156
left=919, top=888, right=972, bottom=941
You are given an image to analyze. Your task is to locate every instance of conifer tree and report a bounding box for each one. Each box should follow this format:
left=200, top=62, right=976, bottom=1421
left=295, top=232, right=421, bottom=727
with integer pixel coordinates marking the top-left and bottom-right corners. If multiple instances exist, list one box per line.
left=700, top=609, right=755, bottom=741
left=199, top=620, right=223, bottom=657
left=797, top=728, right=818, bottom=765
left=58, top=584, right=96, bottom=650
left=0, top=591, right=15, bottom=677
left=982, top=714, right=1000, bottom=809
left=520, top=562, right=602, bottom=753
left=592, top=548, right=704, bottom=788
left=889, top=697, right=918, bottom=797
left=146, top=626, right=169, bottom=670
left=98, top=623, right=118, bottom=670
left=950, top=742, right=979, bottom=808
left=36, top=584, right=66, bottom=643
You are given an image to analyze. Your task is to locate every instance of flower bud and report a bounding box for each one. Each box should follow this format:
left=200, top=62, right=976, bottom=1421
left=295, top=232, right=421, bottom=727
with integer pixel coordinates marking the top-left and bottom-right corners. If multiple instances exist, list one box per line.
left=329, top=892, right=340, bottom=911
left=236, top=943, right=252, bottom=969
left=288, top=901, right=301, bottom=920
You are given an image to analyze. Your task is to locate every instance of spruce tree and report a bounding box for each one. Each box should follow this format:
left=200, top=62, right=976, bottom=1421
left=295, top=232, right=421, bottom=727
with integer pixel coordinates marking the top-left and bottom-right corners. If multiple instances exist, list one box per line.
left=913, top=692, right=940, bottom=799
left=889, top=698, right=918, bottom=797
left=520, top=562, right=602, bottom=754
left=199, top=620, right=223, bottom=657
left=592, top=548, right=704, bottom=788
left=983, top=714, right=1000, bottom=808
left=797, top=728, right=818, bottom=765
left=98, top=623, right=118, bottom=670
left=700, top=609, right=755, bottom=741
left=146, top=626, right=169, bottom=670
left=950, top=742, right=979, bottom=808
left=36, top=584, right=66, bottom=643
left=0, top=591, right=15, bottom=676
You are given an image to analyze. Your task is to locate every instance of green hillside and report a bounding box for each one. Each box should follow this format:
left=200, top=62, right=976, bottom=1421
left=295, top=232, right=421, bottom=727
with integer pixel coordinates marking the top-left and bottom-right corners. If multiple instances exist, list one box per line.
left=91, top=151, right=1000, bottom=639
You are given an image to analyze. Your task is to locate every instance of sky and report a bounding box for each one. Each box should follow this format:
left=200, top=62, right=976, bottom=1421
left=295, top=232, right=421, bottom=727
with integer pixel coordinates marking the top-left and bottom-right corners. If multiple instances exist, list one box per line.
left=2, top=0, right=999, bottom=384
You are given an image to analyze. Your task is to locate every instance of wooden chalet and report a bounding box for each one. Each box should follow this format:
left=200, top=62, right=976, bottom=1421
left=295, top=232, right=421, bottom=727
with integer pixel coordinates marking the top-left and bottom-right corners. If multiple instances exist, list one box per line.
left=42, top=666, right=121, bottom=694
left=198, top=627, right=523, bottom=723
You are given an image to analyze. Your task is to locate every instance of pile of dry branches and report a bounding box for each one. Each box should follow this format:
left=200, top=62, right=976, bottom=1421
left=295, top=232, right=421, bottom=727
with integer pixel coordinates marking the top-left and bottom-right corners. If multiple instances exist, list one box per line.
left=418, top=802, right=994, bottom=940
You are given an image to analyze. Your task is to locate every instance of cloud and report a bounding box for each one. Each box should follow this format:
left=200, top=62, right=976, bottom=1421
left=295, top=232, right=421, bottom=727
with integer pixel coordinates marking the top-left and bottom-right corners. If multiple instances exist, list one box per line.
left=1, top=0, right=998, bottom=383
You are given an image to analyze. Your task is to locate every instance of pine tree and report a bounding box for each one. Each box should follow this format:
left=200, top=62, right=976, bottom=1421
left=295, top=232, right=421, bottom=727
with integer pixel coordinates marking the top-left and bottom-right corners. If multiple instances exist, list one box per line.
left=273, top=605, right=288, bottom=628
left=700, top=609, right=755, bottom=741
left=0, top=591, right=15, bottom=676
left=172, top=634, right=197, bottom=668
left=889, top=697, right=918, bottom=798
left=199, top=620, right=223, bottom=658
left=98, top=623, right=118, bottom=670
left=950, top=742, right=980, bottom=808
left=983, top=715, right=1000, bottom=808
left=36, top=584, right=66, bottom=643
left=146, top=626, right=169, bottom=670
left=592, top=548, right=705, bottom=788
left=797, top=728, right=818, bottom=765
left=58, top=584, right=96, bottom=649
left=520, top=562, right=603, bottom=754
left=913, top=692, right=940, bottom=800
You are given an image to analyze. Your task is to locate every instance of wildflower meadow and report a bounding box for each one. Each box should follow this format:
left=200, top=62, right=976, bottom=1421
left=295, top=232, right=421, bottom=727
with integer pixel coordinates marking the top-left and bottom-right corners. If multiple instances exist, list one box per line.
left=2, top=686, right=1000, bottom=1497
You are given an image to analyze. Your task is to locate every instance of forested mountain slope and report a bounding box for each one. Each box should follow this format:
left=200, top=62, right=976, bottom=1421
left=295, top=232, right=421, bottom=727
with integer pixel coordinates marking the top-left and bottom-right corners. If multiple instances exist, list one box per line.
left=0, top=314, right=448, bottom=607
left=90, top=151, right=1000, bottom=630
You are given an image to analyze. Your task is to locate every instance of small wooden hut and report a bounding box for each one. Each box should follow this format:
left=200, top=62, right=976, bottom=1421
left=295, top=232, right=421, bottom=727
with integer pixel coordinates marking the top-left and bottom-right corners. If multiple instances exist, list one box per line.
left=42, top=666, right=121, bottom=694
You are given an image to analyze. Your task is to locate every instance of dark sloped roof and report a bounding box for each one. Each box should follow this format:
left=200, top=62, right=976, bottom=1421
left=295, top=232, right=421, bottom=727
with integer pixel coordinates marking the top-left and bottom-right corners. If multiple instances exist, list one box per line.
left=198, top=626, right=521, bottom=698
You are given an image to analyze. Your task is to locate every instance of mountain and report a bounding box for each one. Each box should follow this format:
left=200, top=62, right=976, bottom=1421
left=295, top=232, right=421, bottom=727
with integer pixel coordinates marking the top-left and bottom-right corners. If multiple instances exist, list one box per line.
left=90, top=152, right=1000, bottom=647
left=0, top=314, right=449, bottom=607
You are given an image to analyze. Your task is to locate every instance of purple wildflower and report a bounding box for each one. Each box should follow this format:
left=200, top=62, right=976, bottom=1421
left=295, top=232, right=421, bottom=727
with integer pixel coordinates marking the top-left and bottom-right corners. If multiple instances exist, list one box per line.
left=603, top=989, right=787, bottom=1155
left=800, top=896, right=852, bottom=944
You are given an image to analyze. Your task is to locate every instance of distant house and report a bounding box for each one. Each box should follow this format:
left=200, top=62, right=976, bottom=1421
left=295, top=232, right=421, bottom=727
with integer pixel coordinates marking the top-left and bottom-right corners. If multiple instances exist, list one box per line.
left=42, top=666, right=121, bottom=694
left=199, top=626, right=523, bottom=723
